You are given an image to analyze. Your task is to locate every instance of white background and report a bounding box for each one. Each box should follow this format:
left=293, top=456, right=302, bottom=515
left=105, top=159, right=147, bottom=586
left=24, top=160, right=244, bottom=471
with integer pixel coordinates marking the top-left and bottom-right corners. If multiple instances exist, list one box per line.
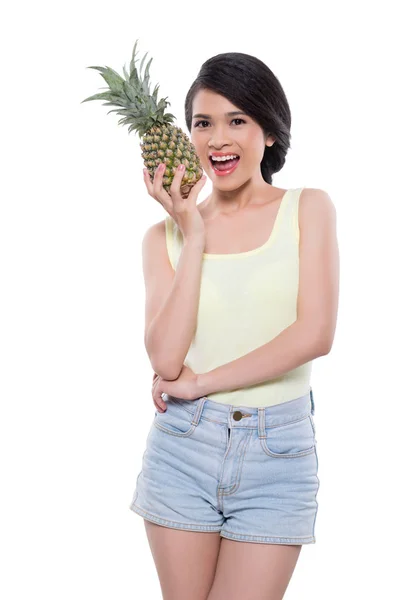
left=1, top=0, right=413, bottom=598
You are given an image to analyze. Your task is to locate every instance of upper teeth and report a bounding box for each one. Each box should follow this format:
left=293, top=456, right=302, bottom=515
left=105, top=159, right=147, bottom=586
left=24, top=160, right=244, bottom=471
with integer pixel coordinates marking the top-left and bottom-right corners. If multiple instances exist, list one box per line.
left=211, top=155, right=239, bottom=161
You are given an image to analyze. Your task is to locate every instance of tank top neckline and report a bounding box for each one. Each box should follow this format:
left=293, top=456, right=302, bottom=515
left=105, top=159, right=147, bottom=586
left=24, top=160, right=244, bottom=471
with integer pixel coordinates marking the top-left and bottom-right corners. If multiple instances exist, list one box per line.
left=201, top=188, right=291, bottom=260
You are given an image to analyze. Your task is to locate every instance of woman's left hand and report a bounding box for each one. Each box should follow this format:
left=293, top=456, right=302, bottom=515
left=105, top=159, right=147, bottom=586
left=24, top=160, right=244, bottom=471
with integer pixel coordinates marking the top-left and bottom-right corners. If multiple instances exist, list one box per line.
left=152, top=365, right=202, bottom=409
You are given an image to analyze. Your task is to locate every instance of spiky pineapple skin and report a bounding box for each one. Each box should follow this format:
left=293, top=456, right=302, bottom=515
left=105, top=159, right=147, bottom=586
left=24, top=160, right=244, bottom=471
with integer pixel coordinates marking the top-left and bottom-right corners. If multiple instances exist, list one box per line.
left=81, top=40, right=205, bottom=198
left=141, top=124, right=203, bottom=198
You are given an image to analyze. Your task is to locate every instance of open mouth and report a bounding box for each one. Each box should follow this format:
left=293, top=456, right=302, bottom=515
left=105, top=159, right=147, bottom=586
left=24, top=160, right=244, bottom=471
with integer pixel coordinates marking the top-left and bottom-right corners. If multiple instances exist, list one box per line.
left=209, top=155, right=240, bottom=175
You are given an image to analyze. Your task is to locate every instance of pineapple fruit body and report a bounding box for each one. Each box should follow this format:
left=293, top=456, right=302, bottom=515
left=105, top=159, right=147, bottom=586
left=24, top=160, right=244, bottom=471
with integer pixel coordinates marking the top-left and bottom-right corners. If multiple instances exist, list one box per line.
left=81, top=39, right=203, bottom=198
left=142, top=124, right=203, bottom=199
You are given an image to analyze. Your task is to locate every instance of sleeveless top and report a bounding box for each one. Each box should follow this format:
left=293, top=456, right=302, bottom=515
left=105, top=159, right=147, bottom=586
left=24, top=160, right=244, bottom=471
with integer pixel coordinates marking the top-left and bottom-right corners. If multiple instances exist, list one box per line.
left=164, top=187, right=312, bottom=407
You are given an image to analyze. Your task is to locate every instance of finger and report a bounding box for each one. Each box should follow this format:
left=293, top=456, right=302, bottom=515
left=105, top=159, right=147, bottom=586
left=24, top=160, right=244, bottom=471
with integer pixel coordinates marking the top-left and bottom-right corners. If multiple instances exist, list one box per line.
left=153, top=398, right=166, bottom=412
left=153, top=388, right=167, bottom=412
left=187, top=173, right=207, bottom=203
left=169, top=164, right=190, bottom=203
left=152, top=373, right=160, bottom=391
left=152, top=376, right=167, bottom=412
left=144, top=164, right=173, bottom=212
left=143, top=167, right=156, bottom=198
left=152, top=162, right=174, bottom=209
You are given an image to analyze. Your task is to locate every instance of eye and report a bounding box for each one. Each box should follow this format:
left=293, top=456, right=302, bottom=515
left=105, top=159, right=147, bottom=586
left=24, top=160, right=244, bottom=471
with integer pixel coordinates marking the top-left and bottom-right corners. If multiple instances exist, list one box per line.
left=194, top=120, right=209, bottom=128
left=193, top=118, right=246, bottom=128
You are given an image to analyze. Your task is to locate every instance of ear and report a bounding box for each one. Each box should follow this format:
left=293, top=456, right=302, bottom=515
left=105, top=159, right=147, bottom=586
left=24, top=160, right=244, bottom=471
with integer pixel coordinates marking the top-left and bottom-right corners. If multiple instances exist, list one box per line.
left=265, top=133, right=276, bottom=147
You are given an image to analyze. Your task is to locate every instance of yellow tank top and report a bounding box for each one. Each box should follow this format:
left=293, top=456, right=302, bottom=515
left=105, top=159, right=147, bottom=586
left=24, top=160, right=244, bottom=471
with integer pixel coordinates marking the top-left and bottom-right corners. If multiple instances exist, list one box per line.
left=165, top=187, right=312, bottom=407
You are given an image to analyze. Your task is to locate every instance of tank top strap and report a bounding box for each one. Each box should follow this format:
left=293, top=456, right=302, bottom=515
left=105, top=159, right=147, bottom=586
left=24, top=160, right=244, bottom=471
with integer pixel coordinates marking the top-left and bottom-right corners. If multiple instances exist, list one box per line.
left=165, top=187, right=306, bottom=265
left=274, top=187, right=305, bottom=247
left=165, top=214, right=183, bottom=270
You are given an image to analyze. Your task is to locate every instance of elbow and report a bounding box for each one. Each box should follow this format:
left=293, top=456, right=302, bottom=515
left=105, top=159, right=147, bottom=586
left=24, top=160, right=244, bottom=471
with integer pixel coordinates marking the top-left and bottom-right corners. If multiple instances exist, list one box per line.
left=145, top=329, right=183, bottom=380
left=318, top=340, right=332, bottom=356
left=307, top=323, right=334, bottom=357
left=319, top=323, right=336, bottom=355
left=150, top=354, right=183, bottom=381
left=313, top=332, right=334, bottom=356
left=298, top=315, right=333, bottom=356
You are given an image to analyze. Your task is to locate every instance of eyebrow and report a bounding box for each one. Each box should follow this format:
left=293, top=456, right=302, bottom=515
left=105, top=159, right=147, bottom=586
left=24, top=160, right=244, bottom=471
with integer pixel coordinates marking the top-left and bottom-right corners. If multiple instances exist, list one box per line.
left=192, top=111, right=247, bottom=119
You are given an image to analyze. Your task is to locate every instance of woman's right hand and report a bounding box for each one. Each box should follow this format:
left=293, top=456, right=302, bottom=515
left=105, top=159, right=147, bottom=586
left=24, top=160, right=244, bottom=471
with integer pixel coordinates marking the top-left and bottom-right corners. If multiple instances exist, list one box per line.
left=152, top=371, right=166, bottom=412
left=143, top=162, right=207, bottom=243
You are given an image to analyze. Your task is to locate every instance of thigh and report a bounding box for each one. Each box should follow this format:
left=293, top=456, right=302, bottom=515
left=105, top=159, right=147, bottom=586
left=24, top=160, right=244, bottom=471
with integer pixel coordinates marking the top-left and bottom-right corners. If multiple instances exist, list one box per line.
left=207, top=538, right=302, bottom=600
left=145, top=520, right=222, bottom=600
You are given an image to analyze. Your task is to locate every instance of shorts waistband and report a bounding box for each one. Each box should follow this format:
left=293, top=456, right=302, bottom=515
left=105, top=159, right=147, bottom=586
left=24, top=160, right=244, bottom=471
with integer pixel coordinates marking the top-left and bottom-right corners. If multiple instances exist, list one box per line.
left=164, top=388, right=315, bottom=431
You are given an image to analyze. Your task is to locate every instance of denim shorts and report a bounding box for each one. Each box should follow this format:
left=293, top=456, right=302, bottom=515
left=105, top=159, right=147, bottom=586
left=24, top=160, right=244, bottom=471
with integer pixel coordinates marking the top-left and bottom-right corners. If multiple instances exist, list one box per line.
left=129, top=388, right=320, bottom=545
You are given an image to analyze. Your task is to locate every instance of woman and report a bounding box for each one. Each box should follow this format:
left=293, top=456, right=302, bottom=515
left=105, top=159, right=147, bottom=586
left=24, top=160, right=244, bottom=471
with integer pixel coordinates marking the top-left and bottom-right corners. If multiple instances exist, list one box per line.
left=130, top=51, right=339, bottom=600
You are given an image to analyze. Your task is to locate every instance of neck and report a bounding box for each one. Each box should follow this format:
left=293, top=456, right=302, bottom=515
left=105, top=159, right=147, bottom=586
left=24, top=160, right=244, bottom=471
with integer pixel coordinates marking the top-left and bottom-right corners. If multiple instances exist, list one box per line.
left=205, top=177, right=272, bottom=216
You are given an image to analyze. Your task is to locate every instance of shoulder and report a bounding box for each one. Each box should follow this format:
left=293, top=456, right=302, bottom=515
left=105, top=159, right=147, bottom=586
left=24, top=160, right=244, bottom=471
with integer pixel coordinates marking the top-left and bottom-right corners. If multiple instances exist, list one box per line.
left=298, top=187, right=336, bottom=229
left=143, top=216, right=171, bottom=238
left=299, top=187, right=336, bottom=213
left=141, top=217, right=169, bottom=250
left=141, top=217, right=177, bottom=274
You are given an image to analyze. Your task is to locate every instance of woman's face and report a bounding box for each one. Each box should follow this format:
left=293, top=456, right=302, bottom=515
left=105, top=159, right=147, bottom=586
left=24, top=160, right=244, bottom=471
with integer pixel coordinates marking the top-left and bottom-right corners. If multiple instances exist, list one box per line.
left=190, top=89, right=274, bottom=188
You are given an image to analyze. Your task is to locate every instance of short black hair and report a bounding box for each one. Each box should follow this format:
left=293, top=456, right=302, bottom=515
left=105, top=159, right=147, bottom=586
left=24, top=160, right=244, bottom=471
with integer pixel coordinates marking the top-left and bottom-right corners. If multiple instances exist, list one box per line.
left=184, top=52, right=292, bottom=184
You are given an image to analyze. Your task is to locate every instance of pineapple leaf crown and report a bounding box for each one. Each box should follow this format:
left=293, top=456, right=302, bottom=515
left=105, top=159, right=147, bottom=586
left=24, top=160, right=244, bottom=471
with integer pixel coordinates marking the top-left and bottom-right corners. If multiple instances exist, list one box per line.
left=81, top=39, right=176, bottom=137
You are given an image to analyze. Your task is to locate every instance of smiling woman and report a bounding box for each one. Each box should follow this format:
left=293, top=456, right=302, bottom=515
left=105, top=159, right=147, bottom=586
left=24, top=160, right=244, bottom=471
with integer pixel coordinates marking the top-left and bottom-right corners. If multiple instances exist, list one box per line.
left=130, top=49, right=339, bottom=600
left=185, top=52, right=291, bottom=187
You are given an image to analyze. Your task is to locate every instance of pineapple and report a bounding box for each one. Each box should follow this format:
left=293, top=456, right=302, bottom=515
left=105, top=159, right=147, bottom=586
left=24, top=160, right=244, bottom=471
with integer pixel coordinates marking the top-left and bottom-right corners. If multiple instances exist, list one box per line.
left=81, top=39, right=203, bottom=198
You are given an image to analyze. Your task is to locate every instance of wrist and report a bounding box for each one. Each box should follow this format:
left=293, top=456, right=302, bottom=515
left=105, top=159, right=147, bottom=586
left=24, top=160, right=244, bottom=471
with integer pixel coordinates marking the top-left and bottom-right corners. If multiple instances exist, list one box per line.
left=183, top=235, right=205, bottom=249
left=196, top=371, right=213, bottom=397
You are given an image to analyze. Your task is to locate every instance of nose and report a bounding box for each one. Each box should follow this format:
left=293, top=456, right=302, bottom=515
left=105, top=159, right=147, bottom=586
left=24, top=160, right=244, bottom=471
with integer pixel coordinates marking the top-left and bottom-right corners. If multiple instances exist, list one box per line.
left=208, top=124, right=233, bottom=151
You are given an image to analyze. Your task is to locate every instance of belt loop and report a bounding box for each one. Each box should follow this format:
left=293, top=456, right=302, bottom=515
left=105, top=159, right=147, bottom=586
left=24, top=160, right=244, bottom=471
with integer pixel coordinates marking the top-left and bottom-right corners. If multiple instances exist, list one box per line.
left=310, top=387, right=315, bottom=415
left=258, top=407, right=266, bottom=439
left=191, top=397, right=207, bottom=426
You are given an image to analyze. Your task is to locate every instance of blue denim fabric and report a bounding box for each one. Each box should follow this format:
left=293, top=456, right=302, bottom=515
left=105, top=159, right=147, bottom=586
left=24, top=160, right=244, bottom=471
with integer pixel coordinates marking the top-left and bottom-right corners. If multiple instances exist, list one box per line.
left=130, top=388, right=320, bottom=545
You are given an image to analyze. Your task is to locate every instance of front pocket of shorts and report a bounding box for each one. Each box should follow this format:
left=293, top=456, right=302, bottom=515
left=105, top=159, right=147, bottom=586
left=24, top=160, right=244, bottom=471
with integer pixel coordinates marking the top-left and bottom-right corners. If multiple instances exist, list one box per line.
left=153, top=400, right=197, bottom=438
left=260, top=414, right=315, bottom=458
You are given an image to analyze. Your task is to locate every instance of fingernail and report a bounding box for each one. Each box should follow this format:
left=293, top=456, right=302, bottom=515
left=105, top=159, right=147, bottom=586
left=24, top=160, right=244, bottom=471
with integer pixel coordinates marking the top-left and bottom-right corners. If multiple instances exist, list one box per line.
left=178, top=164, right=185, bottom=171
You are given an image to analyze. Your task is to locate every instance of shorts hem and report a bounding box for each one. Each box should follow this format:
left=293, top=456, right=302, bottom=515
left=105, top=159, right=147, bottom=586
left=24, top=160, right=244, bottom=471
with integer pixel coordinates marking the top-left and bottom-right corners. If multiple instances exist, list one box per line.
left=220, top=529, right=315, bottom=545
left=129, top=503, right=223, bottom=533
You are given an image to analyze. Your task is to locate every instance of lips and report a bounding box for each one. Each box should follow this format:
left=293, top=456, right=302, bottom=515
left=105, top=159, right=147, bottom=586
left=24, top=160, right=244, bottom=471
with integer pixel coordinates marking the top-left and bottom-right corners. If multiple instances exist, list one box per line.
left=209, top=156, right=240, bottom=176
left=209, top=154, right=240, bottom=162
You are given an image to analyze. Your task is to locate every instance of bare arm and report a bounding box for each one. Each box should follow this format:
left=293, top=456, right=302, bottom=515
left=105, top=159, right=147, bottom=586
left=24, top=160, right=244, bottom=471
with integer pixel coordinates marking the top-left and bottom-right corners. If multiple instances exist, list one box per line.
left=141, top=163, right=208, bottom=381
left=144, top=223, right=205, bottom=380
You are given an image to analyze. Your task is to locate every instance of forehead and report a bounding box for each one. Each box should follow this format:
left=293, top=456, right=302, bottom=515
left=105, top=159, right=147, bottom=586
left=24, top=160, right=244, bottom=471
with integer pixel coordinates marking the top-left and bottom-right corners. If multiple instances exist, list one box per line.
left=192, top=89, right=243, bottom=116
